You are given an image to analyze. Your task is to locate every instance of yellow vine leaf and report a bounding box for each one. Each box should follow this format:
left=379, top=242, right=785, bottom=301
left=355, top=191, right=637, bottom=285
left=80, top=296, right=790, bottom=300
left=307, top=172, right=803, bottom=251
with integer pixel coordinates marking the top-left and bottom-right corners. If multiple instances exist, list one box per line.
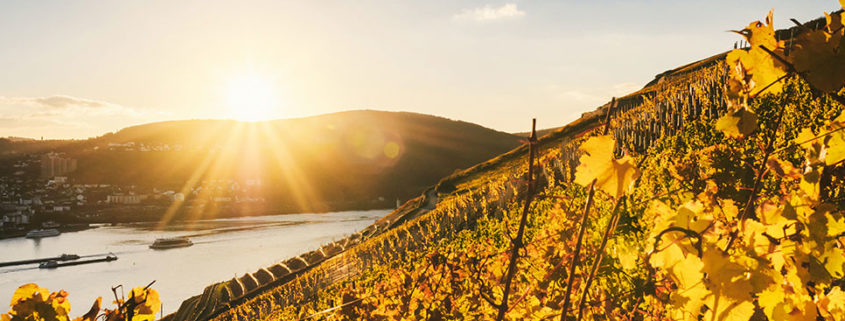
left=573, top=135, right=640, bottom=199
left=614, top=241, right=639, bottom=270
left=10, top=283, right=48, bottom=306
left=728, top=46, right=788, bottom=96
left=4, top=284, right=72, bottom=321
left=742, top=220, right=773, bottom=256
left=649, top=200, right=675, bottom=228
left=725, top=50, right=752, bottom=108
left=701, top=250, right=752, bottom=299
left=824, top=113, right=845, bottom=165
left=766, top=157, right=801, bottom=179
left=49, top=290, right=71, bottom=317
left=758, top=286, right=784, bottom=320
left=675, top=201, right=713, bottom=233
left=724, top=56, right=749, bottom=104
left=789, top=25, right=845, bottom=93
left=822, top=245, right=845, bottom=279
left=716, top=107, right=758, bottom=137
left=761, top=275, right=816, bottom=320
left=673, top=254, right=705, bottom=292
left=128, top=287, right=160, bottom=320
left=818, top=287, right=845, bottom=321
left=758, top=201, right=797, bottom=239
left=656, top=248, right=707, bottom=320
left=650, top=240, right=684, bottom=269
left=827, top=211, right=845, bottom=237
left=698, top=247, right=756, bottom=321
left=719, top=199, right=740, bottom=221
left=647, top=206, right=712, bottom=320
left=738, top=10, right=780, bottom=50
left=794, top=128, right=825, bottom=165
left=793, top=127, right=826, bottom=203
left=796, top=113, right=845, bottom=166
left=726, top=10, right=788, bottom=101
left=703, top=296, right=755, bottom=321
left=779, top=299, right=820, bottom=321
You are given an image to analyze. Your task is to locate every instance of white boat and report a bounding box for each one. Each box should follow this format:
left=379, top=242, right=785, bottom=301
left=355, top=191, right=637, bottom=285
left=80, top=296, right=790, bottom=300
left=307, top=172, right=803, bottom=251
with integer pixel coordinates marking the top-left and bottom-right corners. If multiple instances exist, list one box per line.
left=150, top=237, right=193, bottom=249
left=25, top=229, right=61, bottom=238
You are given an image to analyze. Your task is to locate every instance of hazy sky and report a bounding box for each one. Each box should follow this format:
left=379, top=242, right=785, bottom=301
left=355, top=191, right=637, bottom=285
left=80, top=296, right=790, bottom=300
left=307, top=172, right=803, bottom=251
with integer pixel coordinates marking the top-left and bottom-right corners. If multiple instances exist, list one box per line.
left=0, top=0, right=838, bottom=139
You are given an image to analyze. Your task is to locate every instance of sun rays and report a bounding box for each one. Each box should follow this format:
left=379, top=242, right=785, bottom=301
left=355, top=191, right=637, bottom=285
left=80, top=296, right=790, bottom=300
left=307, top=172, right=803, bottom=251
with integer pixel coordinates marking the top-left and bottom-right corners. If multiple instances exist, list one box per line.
left=154, top=121, right=325, bottom=229
left=150, top=113, right=410, bottom=230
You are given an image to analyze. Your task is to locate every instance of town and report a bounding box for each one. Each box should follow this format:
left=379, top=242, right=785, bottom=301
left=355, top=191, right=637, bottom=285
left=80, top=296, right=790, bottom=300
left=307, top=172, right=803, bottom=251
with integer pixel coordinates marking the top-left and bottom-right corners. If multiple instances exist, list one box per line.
left=0, top=148, right=266, bottom=239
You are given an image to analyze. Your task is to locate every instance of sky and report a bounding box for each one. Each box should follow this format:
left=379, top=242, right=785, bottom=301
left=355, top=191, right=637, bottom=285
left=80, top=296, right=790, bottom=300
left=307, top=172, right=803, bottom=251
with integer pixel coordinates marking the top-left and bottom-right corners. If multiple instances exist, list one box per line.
left=0, top=0, right=838, bottom=139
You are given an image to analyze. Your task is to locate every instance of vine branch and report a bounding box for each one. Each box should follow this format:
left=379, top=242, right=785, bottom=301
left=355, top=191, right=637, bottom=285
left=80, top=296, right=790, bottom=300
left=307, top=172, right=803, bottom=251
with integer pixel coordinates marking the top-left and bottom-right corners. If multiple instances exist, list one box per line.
left=495, top=119, right=539, bottom=321
left=559, top=97, right=616, bottom=321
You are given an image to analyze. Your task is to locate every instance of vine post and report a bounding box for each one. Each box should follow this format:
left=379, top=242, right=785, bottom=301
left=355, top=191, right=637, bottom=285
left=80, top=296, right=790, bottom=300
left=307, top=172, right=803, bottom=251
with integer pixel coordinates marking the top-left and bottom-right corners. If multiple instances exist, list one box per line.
left=575, top=196, right=624, bottom=321
left=495, top=118, right=538, bottom=321
left=559, top=97, right=616, bottom=321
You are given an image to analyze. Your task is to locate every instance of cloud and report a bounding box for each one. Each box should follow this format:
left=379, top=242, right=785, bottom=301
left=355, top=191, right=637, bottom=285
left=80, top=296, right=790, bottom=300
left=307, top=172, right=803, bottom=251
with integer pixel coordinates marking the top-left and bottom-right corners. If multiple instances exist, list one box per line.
left=32, top=95, right=111, bottom=109
left=2, top=94, right=118, bottom=110
left=0, top=95, right=140, bottom=118
left=0, top=94, right=153, bottom=139
left=454, top=3, right=525, bottom=22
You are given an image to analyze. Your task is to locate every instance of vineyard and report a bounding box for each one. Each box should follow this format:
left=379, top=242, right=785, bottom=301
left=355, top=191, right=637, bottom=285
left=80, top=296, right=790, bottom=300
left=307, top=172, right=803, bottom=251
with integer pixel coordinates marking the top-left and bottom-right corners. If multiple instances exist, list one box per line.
left=196, top=5, right=845, bottom=321
left=4, top=3, right=845, bottom=321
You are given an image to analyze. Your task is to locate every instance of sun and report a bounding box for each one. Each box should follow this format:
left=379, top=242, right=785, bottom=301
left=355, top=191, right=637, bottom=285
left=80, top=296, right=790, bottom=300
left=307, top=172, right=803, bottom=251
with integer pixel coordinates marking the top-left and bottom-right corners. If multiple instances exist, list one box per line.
left=226, top=74, right=279, bottom=121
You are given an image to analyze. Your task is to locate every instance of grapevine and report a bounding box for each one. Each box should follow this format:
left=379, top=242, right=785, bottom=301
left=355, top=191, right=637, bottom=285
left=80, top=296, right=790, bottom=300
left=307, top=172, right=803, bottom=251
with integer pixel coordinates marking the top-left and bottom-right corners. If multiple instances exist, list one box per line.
left=2, top=283, right=161, bottom=321
left=6, top=3, right=845, bottom=321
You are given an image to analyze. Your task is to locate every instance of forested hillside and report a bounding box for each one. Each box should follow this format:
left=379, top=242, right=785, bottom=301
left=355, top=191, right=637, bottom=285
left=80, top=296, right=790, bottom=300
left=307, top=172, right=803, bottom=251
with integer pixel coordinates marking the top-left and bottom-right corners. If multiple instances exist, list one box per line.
left=1, top=110, right=522, bottom=215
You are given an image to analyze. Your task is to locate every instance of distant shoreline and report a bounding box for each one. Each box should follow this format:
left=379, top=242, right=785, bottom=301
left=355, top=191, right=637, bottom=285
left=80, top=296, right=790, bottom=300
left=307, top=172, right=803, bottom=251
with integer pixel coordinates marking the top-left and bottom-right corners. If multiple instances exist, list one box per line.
left=0, top=206, right=395, bottom=240
left=76, top=200, right=397, bottom=223
left=0, top=223, right=92, bottom=240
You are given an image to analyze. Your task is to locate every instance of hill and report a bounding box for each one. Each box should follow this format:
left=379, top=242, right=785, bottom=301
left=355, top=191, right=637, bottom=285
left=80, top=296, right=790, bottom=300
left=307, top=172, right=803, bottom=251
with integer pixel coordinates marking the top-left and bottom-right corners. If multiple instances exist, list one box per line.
left=511, top=126, right=560, bottom=138
left=0, top=110, right=521, bottom=217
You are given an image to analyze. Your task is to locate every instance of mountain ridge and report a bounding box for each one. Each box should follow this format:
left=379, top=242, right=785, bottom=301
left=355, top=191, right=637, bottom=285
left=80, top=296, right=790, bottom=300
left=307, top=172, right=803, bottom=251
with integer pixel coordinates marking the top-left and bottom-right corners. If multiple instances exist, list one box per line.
left=0, top=110, right=522, bottom=220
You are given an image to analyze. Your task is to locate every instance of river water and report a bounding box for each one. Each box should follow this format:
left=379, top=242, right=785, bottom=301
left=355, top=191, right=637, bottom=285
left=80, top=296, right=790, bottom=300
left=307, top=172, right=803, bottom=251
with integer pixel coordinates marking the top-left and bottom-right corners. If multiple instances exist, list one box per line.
left=0, top=209, right=388, bottom=316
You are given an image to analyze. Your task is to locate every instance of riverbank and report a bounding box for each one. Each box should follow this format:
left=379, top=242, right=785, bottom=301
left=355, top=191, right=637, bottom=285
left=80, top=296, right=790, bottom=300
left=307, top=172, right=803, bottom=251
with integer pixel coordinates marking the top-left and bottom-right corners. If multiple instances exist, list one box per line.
left=70, top=198, right=396, bottom=224
left=0, top=223, right=92, bottom=240
left=0, top=209, right=389, bottom=314
left=0, top=200, right=396, bottom=240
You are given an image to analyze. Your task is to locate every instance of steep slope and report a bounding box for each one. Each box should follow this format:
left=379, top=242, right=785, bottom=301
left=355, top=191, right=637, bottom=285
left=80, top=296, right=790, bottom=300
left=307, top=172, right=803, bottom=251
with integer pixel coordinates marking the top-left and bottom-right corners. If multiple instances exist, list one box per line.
left=176, top=13, right=844, bottom=321
left=164, top=41, right=726, bottom=321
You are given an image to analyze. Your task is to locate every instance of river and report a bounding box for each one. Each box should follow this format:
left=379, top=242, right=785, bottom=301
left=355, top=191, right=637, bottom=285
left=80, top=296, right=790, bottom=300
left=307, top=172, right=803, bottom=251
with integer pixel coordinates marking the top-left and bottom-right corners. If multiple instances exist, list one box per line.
left=0, top=209, right=389, bottom=316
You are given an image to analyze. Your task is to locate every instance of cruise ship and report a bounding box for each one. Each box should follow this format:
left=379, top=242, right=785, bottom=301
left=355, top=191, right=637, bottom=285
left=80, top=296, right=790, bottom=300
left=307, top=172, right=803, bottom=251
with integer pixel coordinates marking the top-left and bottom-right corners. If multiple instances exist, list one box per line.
left=25, top=229, right=61, bottom=238
left=150, top=237, right=194, bottom=249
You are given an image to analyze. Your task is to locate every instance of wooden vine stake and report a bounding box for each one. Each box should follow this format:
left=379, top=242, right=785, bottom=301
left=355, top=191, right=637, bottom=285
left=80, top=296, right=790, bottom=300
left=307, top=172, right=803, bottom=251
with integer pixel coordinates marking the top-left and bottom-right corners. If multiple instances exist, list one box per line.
left=575, top=197, right=624, bottom=320
left=495, top=119, right=538, bottom=321
left=559, top=97, right=615, bottom=321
